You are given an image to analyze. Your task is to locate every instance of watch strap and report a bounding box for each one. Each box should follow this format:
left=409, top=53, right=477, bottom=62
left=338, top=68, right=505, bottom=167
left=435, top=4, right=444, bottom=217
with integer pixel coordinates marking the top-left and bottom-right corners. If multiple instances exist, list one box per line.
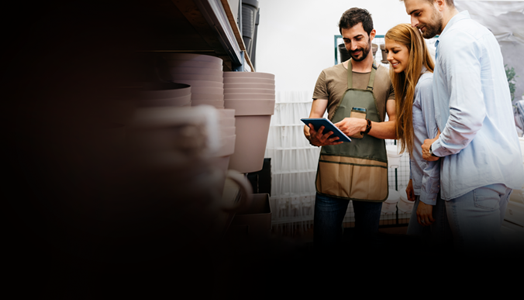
left=362, top=119, right=372, bottom=135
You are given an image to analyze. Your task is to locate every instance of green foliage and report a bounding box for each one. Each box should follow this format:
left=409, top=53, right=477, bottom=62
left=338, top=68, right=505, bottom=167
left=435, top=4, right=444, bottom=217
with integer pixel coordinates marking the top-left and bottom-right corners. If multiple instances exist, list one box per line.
left=505, top=64, right=517, bottom=101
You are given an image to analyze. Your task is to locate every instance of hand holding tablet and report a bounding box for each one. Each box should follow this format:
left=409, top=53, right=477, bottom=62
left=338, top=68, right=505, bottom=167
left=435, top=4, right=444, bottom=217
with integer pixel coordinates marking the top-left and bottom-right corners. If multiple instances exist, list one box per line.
left=301, top=118, right=352, bottom=143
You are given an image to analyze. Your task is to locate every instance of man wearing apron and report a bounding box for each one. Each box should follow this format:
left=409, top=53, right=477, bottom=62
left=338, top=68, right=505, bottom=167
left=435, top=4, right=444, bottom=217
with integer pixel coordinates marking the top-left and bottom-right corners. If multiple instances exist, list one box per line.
left=304, top=8, right=396, bottom=252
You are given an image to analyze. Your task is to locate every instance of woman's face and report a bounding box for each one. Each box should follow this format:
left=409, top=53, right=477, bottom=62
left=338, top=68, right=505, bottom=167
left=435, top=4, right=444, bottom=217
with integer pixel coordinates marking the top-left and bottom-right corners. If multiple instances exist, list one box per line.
left=385, top=38, right=410, bottom=73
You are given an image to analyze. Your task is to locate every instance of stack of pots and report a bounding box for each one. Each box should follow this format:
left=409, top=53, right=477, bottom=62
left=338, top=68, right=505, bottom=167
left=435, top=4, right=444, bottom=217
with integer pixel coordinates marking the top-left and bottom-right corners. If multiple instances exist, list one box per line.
left=241, top=0, right=259, bottom=58
left=386, top=144, right=403, bottom=168
left=380, top=44, right=388, bottom=64
left=397, top=188, right=413, bottom=214
left=223, top=71, right=275, bottom=173
left=214, top=109, right=237, bottom=195
left=161, top=53, right=224, bottom=109
left=127, top=105, right=251, bottom=241
left=137, top=82, right=191, bottom=108
left=382, top=189, right=400, bottom=215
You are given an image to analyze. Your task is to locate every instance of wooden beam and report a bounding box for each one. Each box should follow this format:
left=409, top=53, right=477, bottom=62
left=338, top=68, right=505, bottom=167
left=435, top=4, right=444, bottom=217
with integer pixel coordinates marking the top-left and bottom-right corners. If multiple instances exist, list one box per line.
left=219, top=0, right=255, bottom=71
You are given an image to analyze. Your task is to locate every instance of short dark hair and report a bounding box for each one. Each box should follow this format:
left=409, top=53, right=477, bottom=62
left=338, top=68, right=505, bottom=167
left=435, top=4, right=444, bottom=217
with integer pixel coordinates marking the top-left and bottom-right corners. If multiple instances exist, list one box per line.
left=338, top=8, right=374, bottom=35
left=412, top=0, right=455, bottom=8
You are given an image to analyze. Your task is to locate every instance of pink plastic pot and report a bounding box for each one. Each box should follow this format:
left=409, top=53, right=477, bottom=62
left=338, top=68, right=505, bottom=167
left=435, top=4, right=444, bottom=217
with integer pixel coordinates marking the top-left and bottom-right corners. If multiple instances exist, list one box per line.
left=162, top=53, right=223, bottom=64
left=223, top=77, right=275, bottom=85
left=171, top=73, right=224, bottom=82
left=224, top=83, right=275, bottom=90
left=223, top=71, right=275, bottom=80
left=224, top=99, right=275, bottom=116
left=228, top=115, right=272, bottom=173
left=173, top=80, right=223, bottom=89
left=191, top=99, right=224, bottom=109
left=223, top=88, right=275, bottom=95
left=168, top=67, right=223, bottom=77
left=224, top=93, right=275, bottom=101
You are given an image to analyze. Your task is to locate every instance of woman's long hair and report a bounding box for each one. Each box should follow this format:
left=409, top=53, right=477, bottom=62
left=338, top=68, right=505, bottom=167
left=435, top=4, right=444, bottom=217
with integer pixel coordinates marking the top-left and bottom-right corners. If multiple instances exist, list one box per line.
left=385, top=23, right=435, bottom=157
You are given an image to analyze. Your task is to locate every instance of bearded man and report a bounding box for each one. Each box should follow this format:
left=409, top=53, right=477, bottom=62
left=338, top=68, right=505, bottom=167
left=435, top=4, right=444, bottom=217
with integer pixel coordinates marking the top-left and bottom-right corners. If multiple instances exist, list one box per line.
left=304, top=7, right=396, bottom=252
left=403, top=0, right=524, bottom=253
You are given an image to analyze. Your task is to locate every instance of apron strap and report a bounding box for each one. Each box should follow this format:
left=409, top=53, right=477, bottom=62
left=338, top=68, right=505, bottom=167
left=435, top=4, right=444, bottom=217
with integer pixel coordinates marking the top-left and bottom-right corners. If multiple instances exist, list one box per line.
left=367, top=63, right=377, bottom=91
left=346, top=59, right=377, bottom=91
left=347, top=59, right=353, bottom=89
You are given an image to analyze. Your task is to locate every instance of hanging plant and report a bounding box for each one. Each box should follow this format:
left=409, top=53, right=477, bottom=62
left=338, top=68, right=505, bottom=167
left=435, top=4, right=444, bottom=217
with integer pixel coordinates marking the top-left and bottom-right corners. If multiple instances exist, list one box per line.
left=505, top=64, right=517, bottom=101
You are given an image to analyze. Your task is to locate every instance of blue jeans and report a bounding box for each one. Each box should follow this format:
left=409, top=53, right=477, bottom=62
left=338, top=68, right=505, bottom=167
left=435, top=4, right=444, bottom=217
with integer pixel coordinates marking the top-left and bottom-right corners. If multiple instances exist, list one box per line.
left=406, top=194, right=453, bottom=250
left=313, top=193, right=382, bottom=250
left=444, top=183, right=512, bottom=253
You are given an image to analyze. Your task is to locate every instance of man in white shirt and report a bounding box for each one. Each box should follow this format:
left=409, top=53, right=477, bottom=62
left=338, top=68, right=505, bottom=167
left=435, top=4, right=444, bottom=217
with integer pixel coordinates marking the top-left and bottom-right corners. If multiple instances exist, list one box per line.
left=402, top=0, right=524, bottom=252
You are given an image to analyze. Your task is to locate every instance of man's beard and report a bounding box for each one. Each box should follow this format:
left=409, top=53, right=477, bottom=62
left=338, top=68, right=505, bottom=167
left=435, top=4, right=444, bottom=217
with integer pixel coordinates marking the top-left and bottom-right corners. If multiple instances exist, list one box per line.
left=419, top=7, right=443, bottom=38
left=349, top=40, right=371, bottom=62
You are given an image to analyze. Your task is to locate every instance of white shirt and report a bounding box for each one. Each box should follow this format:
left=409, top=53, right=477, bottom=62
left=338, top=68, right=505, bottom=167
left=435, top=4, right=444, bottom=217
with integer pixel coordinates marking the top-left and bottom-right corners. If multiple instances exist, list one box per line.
left=410, top=71, right=439, bottom=205
left=431, top=10, right=524, bottom=200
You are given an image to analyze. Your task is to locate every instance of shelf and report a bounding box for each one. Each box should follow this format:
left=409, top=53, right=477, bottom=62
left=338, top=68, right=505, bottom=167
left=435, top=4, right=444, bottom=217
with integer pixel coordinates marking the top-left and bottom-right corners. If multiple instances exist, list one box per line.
left=138, top=0, right=254, bottom=71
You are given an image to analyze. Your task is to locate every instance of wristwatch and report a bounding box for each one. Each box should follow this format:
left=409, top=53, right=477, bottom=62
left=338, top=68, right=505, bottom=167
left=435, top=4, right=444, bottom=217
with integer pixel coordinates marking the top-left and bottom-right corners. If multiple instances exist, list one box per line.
left=361, top=119, right=372, bottom=135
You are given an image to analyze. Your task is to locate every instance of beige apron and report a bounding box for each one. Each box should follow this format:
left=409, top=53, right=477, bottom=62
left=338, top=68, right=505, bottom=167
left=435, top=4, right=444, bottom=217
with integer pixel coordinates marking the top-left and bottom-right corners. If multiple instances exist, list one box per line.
left=315, top=60, right=389, bottom=202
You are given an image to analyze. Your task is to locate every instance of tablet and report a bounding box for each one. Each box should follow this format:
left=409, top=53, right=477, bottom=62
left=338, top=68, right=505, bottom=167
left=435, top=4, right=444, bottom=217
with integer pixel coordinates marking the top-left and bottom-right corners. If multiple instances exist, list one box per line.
left=301, top=118, right=351, bottom=143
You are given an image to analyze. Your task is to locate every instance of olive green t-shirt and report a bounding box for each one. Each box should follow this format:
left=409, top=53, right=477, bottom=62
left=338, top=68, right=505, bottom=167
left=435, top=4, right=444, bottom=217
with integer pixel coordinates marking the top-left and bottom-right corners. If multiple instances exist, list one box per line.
left=313, top=62, right=395, bottom=121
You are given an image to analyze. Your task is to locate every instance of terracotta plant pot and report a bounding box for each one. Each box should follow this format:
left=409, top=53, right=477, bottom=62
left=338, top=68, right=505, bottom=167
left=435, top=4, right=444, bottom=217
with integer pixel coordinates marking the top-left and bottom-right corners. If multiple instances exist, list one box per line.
left=171, top=73, right=224, bottom=82
left=220, top=125, right=236, bottom=137
left=217, top=108, right=236, bottom=119
left=174, top=80, right=223, bottom=89
left=224, top=93, right=275, bottom=101
left=224, top=83, right=275, bottom=90
left=128, top=105, right=221, bottom=158
left=380, top=44, right=388, bottom=64
left=217, top=109, right=236, bottom=126
left=228, top=115, right=271, bottom=173
left=219, top=118, right=235, bottom=127
left=191, top=93, right=225, bottom=101
left=138, top=94, right=191, bottom=107
left=217, top=134, right=236, bottom=157
left=223, top=88, right=274, bottom=95
left=223, top=77, right=274, bottom=85
left=223, top=71, right=274, bottom=80
left=168, top=67, right=223, bottom=77
left=162, top=53, right=223, bottom=64
left=191, top=99, right=224, bottom=109
left=138, top=82, right=192, bottom=107
left=139, top=82, right=191, bottom=97
left=224, top=99, right=275, bottom=116
left=191, top=87, right=224, bottom=96
left=382, top=189, right=400, bottom=213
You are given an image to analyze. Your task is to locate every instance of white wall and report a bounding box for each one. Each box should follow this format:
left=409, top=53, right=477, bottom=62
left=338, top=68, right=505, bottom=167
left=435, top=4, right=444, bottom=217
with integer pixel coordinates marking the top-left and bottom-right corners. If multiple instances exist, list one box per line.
left=255, top=0, right=410, bottom=93
left=454, top=1, right=524, bottom=103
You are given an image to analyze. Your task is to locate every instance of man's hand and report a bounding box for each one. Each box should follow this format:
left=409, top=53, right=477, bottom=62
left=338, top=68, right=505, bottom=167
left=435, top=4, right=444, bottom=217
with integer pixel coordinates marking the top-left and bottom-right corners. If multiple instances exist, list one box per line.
left=308, top=124, right=343, bottom=146
left=334, top=117, right=367, bottom=137
left=417, top=201, right=435, bottom=227
left=406, top=179, right=415, bottom=202
left=422, top=130, right=440, bottom=161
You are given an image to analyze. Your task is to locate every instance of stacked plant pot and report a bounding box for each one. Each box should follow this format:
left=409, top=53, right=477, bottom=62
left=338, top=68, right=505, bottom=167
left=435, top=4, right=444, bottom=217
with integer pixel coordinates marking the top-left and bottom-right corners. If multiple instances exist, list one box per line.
left=127, top=105, right=251, bottom=239
left=214, top=108, right=237, bottom=195
left=137, top=82, right=191, bottom=108
left=223, top=72, right=275, bottom=173
left=160, top=53, right=235, bottom=190
left=162, top=53, right=224, bottom=109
